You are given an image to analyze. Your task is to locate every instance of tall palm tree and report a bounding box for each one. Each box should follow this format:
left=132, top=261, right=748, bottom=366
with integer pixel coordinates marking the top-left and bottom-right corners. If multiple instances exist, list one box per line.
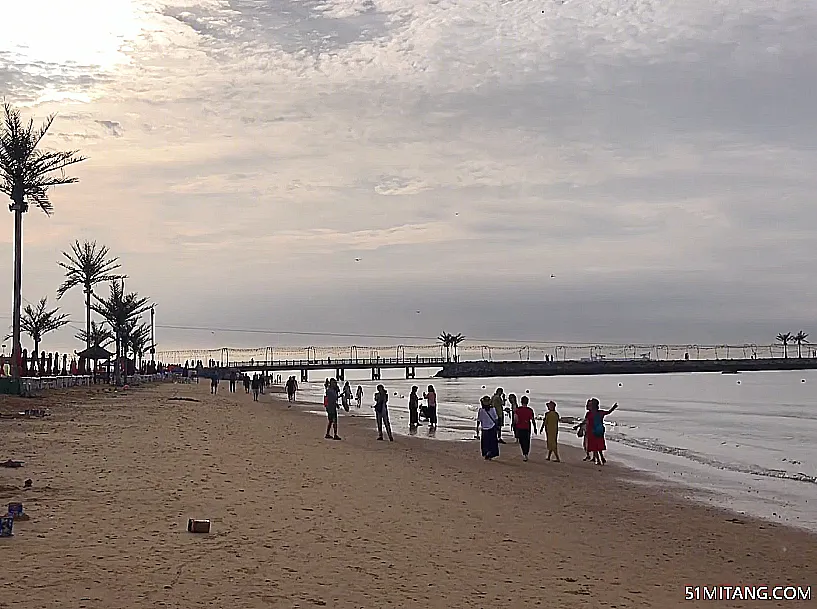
left=437, top=332, right=452, bottom=362
left=776, top=332, right=793, bottom=358
left=75, top=321, right=114, bottom=349
left=17, top=297, right=70, bottom=364
left=57, top=240, right=123, bottom=350
left=92, top=280, right=150, bottom=386
left=1, top=103, right=85, bottom=382
left=450, top=333, right=465, bottom=362
left=793, top=331, right=809, bottom=358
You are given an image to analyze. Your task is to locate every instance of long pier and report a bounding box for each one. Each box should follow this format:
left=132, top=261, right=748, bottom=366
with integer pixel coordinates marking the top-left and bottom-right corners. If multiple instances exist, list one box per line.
left=206, top=356, right=447, bottom=381
left=434, top=357, right=817, bottom=378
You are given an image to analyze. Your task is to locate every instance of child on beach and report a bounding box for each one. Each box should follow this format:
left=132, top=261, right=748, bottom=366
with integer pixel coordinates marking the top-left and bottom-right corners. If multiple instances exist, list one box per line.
left=342, top=381, right=352, bottom=412
left=540, top=400, right=560, bottom=462
left=355, top=385, right=363, bottom=408
left=513, top=395, right=536, bottom=461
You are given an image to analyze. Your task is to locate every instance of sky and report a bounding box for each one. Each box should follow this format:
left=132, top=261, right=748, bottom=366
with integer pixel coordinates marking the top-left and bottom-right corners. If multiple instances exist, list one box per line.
left=1, top=0, right=816, bottom=358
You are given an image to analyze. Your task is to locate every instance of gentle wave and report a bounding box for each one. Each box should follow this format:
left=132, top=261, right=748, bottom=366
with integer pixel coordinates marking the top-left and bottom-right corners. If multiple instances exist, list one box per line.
left=610, top=434, right=817, bottom=485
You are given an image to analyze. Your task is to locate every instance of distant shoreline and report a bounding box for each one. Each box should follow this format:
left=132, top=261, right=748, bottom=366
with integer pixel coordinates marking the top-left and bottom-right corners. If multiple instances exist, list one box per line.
left=435, top=357, right=817, bottom=378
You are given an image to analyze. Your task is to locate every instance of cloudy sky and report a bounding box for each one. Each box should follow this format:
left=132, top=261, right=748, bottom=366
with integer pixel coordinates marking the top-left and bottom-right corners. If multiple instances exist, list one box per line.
left=1, top=0, right=816, bottom=356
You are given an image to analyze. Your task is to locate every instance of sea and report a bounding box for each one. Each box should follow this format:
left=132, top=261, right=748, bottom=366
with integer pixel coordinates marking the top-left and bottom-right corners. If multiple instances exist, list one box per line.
left=284, top=368, right=817, bottom=532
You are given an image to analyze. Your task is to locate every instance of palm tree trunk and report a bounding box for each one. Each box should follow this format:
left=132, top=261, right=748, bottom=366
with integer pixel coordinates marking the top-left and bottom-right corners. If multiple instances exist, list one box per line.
left=798, top=343, right=802, bottom=358
left=85, top=286, right=91, bottom=351
left=114, top=333, right=121, bottom=386
left=10, top=205, right=23, bottom=384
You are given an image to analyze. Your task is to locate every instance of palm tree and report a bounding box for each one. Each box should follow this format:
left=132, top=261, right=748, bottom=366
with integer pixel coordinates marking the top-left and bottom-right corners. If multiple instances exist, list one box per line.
left=437, top=332, right=452, bottom=362
left=127, top=322, right=152, bottom=370
left=92, top=280, right=150, bottom=385
left=18, top=297, right=70, bottom=364
left=776, top=332, right=793, bottom=358
left=450, top=333, right=465, bottom=362
left=57, top=240, right=123, bottom=350
left=1, top=103, right=85, bottom=382
left=75, top=321, right=113, bottom=349
left=793, top=331, right=809, bottom=358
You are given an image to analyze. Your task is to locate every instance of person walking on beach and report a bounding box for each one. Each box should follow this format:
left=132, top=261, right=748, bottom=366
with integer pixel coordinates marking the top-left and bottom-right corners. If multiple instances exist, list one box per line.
left=285, top=376, right=297, bottom=404
left=540, top=400, right=560, bottom=462
left=508, top=393, right=519, bottom=443
left=210, top=374, right=219, bottom=394
left=243, top=374, right=251, bottom=393
left=476, top=395, right=500, bottom=460
left=423, top=385, right=438, bottom=429
left=325, top=378, right=341, bottom=440
left=491, top=388, right=506, bottom=443
left=251, top=374, right=260, bottom=401
left=374, top=384, right=394, bottom=441
left=355, top=385, right=363, bottom=408
left=229, top=370, right=237, bottom=393
left=514, top=395, right=536, bottom=461
left=342, top=381, right=353, bottom=412
left=408, top=385, right=420, bottom=430
left=585, top=398, right=618, bottom=465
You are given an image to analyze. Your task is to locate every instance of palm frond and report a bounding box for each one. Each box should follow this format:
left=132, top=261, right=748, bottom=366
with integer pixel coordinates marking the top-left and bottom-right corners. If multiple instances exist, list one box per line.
left=57, top=239, right=124, bottom=298
left=1, top=103, right=85, bottom=215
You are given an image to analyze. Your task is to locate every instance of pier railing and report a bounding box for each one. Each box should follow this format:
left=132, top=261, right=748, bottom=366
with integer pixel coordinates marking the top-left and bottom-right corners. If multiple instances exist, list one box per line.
left=222, top=356, right=447, bottom=369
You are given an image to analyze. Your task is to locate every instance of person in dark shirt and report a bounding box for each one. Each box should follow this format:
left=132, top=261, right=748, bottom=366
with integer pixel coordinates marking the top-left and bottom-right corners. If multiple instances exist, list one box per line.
left=229, top=371, right=237, bottom=393
left=251, top=374, right=260, bottom=401
left=325, top=378, right=341, bottom=440
left=408, top=385, right=419, bottom=430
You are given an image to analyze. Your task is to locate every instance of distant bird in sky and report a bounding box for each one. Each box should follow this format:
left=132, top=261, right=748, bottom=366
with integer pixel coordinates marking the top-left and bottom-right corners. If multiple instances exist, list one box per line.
left=416, top=310, right=421, bottom=314
left=454, top=212, right=459, bottom=216
left=354, top=258, right=361, bottom=262
left=550, top=274, right=555, bottom=278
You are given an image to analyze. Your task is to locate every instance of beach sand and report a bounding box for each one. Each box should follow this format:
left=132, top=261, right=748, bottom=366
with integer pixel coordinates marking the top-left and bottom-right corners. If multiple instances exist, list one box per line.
left=0, top=381, right=814, bottom=608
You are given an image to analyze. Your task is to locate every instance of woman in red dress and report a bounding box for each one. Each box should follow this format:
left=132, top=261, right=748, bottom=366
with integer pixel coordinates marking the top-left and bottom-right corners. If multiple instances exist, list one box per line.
left=584, top=398, right=619, bottom=465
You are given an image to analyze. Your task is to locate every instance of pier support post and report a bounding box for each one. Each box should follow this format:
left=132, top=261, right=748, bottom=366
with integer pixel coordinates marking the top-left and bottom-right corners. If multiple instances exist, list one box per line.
left=371, top=367, right=381, bottom=381
left=336, top=368, right=344, bottom=381
left=405, top=366, right=416, bottom=379
left=300, top=369, right=308, bottom=383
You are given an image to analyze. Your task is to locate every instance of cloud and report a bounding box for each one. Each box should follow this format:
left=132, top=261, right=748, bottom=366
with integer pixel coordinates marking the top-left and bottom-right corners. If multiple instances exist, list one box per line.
left=2, top=0, right=816, bottom=353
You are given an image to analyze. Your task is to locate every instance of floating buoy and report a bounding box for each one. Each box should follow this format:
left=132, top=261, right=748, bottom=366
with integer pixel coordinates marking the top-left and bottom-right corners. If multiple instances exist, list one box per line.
left=802, top=379, right=806, bottom=383
left=618, top=383, right=622, bottom=387
left=737, top=381, right=741, bottom=384
left=525, top=389, right=530, bottom=394
left=187, top=519, right=211, bottom=534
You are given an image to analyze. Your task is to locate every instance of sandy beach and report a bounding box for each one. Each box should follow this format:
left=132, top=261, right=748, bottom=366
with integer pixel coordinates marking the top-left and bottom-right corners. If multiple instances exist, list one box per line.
left=1, top=381, right=814, bottom=608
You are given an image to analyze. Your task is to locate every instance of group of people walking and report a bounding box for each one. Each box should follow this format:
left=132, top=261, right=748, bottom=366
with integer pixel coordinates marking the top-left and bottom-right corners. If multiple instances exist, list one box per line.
left=476, top=387, right=618, bottom=464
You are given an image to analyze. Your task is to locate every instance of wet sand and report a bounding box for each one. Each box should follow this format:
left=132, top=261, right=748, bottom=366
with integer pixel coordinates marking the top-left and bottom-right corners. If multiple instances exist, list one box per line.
left=0, top=381, right=814, bottom=608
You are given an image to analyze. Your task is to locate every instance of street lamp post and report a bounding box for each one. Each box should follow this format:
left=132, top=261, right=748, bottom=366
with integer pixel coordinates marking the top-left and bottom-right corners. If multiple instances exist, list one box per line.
left=150, top=305, right=156, bottom=366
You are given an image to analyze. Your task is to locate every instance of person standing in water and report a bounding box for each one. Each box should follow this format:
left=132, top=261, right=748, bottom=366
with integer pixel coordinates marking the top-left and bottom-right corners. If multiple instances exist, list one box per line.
left=491, top=388, right=506, bottom=443
left=342, top=381, right=353, bottom=412
left=514, top=395, right=536, bottom=461
left=540, top=400, right=560, bottom=462
left=476, top=395, right=500, bottom=460
left=355, top=385, right=363, bottom=408
left=408, top=385, right=420, bottom=430
left=423, top=385, right=438, bottom=429
left=325, top=378, right=341, bottom=440
left=374, top=384, right=394, bottom=441
left=508, top=393, right=519, bottom=443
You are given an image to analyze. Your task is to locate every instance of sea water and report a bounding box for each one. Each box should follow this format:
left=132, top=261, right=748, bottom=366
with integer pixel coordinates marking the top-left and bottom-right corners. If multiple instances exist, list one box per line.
left=289, top=369, right=817, bottom=531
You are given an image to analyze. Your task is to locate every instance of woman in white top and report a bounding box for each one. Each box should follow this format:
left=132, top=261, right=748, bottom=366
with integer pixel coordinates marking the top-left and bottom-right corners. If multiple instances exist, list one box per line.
left=476, top=395, right=500, bottom=460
